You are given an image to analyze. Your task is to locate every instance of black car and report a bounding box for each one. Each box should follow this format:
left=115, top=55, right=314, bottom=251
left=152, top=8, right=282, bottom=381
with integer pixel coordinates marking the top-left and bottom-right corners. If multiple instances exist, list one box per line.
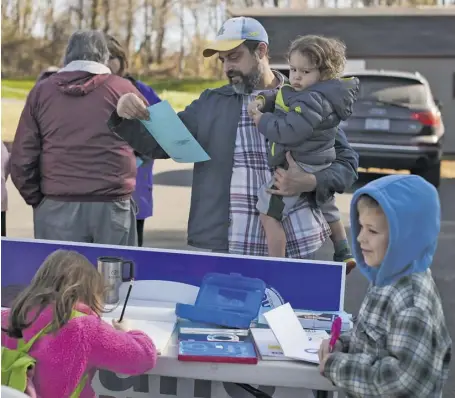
left=340, top=70, right=444, bottom=187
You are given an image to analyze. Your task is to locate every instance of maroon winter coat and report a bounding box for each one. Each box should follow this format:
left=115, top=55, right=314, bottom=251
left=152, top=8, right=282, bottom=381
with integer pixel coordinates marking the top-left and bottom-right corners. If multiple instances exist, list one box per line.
left=11, top=71, right=142, bottom=207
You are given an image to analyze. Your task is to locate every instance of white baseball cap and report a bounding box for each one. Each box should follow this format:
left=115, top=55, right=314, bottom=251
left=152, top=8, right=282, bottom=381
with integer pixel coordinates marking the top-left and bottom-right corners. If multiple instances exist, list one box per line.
left=203, top=17, right=269, bottom=58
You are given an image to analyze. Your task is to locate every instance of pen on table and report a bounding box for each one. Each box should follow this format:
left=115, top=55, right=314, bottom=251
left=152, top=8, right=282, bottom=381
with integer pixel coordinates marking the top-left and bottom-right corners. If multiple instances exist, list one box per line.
left=118, top=278, right=134, bottom=323
left=329, top=316, right=342, bottom=353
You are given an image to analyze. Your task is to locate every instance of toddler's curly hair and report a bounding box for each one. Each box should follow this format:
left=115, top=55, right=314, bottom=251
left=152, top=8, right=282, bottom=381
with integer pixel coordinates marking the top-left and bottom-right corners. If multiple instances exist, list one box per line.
left=288, top=35, right=346, bottom=80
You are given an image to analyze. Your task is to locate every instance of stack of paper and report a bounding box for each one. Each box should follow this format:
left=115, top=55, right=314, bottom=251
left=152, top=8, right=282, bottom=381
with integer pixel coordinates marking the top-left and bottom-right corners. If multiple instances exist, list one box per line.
left=251, top=328, right=328, bottom=362
left=294, top=309, right=352, bottom=331
left=263, top=303, right=329, bottom=364
left=102, top=317, right=176, bottom=354
left=103, top=305, right=177, bottom=354
left=255, top=306, right=352, bottom=332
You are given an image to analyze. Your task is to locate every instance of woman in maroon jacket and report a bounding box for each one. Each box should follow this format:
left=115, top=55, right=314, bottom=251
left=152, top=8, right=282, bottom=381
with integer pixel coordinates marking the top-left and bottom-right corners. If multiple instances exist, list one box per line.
left=11, top=30, right=144, bottom=246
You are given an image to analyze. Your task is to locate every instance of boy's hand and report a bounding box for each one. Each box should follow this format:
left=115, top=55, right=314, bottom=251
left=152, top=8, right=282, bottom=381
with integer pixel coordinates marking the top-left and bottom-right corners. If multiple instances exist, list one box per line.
left=247, top=100, right=264, bottom=126
left=319, top=353, right=330, bottom=375
left=318, top=338, right=342, bottom=375
left=252, top=111, right=263, bottom=126
left=255, top=98, right=265, bottom=111
left=247, top=99, right=263, bottom=116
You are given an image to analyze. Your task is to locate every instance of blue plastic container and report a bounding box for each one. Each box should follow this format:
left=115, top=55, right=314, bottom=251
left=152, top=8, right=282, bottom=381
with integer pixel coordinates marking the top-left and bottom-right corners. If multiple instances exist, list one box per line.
left=175, top=273, right=266, bottom=329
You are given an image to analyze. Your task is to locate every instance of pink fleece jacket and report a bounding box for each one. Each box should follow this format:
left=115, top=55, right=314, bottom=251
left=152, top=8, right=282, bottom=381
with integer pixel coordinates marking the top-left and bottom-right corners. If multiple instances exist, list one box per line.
left=1, top=141, right=10, bottom=212
left=1, top=303, right=158, bottom=398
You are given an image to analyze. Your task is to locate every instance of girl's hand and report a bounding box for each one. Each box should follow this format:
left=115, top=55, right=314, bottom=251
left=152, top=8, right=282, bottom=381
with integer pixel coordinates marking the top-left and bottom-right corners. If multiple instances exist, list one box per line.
left=112, top=318, right=132, bottom=332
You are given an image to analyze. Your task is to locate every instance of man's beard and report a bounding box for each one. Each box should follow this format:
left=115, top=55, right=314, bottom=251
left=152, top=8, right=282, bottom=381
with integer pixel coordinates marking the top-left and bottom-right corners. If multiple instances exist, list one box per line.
left=227, top=60, right=263, bottom=95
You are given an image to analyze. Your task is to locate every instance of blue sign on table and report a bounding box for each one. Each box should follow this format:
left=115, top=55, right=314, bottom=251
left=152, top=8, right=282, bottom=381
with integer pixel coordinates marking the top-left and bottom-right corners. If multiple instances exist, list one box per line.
left=1, top=238, right=345, bottom=312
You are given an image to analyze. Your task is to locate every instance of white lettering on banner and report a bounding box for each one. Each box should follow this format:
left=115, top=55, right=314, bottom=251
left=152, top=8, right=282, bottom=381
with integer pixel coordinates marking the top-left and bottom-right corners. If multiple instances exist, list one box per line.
left=261, top=286, right=285, bottom=310
left=93, top=371, right=317, bottom=398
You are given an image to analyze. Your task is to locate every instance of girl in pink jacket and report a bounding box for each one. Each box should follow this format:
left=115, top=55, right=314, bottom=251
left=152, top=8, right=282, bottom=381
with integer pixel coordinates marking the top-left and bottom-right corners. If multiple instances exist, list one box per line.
left=1, top=250, right=158, bottom=397
left=1, top=140, right=10, bottom=236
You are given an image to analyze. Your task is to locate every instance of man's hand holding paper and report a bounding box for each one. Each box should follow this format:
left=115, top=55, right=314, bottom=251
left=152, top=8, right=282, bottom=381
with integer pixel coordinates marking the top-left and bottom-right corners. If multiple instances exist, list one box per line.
left=117, top=93, right=150, bottom=120
left=115, top=93, right=210, bottom=164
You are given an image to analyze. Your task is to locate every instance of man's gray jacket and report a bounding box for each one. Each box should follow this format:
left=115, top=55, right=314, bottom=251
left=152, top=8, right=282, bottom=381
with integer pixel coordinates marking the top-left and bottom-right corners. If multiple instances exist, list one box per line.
left=108, top=82, right=359, bottom=252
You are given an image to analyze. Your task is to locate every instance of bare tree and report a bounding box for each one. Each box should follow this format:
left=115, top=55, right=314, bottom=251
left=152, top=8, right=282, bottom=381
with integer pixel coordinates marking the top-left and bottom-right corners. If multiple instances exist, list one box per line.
left=2, top=0, right=10, bottom=21
left=75, top=0, right=84, bottom=29
left=44, top=0, right=55, bottom=40
left=15, top=0, right=22, bottom=35
left=190, top=5, right=201, bottom=76
left=91, top=0, right=99, bottom=29
left=153, top=0, right=172, bottom=65
left=22, top=0, right=36, bottom=36
left=124, top=0, right=135, bottom=53
left=102, top=0, right=110, bottom=32
left=177, top=0, right=185, bottom=78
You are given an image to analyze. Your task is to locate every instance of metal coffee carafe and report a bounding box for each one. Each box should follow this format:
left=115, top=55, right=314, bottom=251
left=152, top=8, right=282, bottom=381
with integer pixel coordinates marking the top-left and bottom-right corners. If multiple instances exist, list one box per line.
left=97, top=256, right=135, bottom=305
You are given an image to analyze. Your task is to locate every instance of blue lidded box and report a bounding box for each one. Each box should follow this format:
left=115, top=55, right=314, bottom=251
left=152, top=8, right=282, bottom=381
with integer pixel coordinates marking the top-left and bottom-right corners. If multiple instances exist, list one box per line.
left=175, top=273, right=266, bottom=329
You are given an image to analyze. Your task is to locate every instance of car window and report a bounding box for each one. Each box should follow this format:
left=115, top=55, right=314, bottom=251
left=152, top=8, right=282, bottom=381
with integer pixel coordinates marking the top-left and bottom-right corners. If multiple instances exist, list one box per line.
left=349, top=76, right=428, bottom=106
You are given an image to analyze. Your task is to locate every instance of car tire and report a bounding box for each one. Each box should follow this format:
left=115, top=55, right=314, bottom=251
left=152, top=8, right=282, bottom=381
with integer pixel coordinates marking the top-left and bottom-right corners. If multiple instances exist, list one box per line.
left=411, top=161, right=441, bottom=188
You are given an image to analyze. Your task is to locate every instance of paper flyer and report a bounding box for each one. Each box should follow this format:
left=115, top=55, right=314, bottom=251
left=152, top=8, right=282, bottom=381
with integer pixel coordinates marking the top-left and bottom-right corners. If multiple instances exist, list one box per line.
left=139, top=100, right=210, bottom=163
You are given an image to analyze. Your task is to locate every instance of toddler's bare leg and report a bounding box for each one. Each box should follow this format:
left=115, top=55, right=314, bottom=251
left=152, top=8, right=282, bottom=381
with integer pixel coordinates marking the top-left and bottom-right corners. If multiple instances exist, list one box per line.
left=329, top=219, right=356, bottom=275
left=260, top=213, right=286, bottom=257
left=329, top=219, right=348, bottom=243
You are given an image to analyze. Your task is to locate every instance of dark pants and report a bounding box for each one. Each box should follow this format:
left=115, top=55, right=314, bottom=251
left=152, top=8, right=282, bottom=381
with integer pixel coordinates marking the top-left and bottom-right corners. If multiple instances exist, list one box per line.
left=137, top=219, right=145, bottom=247
left=1, top=211, right=5, bottom=237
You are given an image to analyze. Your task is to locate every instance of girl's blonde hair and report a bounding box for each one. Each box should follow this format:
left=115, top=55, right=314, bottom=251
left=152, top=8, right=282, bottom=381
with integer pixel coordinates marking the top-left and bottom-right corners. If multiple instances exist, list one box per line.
left=4, top=250, right=105, bottom=338
left=288, top=35, right=346, bottom=80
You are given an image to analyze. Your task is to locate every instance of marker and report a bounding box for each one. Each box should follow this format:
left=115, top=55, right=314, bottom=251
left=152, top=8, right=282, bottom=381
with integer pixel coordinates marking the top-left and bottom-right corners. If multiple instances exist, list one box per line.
left=329, top=316, right=342, bottom=353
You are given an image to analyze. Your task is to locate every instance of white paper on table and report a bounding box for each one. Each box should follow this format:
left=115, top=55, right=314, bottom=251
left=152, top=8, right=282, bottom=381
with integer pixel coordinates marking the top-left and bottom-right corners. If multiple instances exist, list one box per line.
left=105, top=302, right=177, bottom=322
left=263, top=302, right=322, bottom=364
left=102, top=305, right=177, bottom=354
left=102, top=316, right=175, bottom=354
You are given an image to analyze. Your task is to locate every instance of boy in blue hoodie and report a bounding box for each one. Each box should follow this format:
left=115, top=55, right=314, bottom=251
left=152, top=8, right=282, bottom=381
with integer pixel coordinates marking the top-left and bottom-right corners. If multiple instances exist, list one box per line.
left=318, top=174, right=452, bottom=397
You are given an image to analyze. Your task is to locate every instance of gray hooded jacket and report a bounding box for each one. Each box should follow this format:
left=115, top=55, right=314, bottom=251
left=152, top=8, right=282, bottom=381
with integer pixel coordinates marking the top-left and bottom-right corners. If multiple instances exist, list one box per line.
left=258, top=78, right=360, bottom=168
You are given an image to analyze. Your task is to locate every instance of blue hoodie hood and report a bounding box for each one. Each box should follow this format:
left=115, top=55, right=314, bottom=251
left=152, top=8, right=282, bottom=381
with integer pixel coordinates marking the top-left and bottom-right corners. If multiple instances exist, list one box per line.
left=350, top=175, right=440, bottom=287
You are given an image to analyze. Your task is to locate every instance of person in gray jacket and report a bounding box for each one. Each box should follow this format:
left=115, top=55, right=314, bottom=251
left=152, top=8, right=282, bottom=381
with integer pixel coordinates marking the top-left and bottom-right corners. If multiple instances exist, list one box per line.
left=248, top=35, right=359, bottom=271
left=108, top=17, right=359, bottom=260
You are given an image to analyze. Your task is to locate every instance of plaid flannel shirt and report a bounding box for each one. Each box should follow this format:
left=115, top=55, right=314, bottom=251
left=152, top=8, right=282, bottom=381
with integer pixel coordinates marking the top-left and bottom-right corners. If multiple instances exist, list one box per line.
left=228, top=90, right=330, bottom=258
left=324, top=270, right=452, bottom=397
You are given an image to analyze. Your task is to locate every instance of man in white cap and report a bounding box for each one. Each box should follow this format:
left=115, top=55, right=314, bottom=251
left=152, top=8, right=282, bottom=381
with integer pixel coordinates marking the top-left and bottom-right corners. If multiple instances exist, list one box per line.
left=108, top=17, right=359, bottom=259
